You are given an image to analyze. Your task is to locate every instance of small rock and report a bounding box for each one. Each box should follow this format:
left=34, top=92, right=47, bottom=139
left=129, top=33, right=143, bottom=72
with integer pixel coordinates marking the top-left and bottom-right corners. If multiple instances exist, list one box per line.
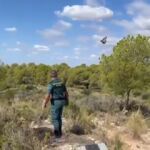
left=42, top=145, right=48, bottom=150
left=87, top=136, right=95, bottom=141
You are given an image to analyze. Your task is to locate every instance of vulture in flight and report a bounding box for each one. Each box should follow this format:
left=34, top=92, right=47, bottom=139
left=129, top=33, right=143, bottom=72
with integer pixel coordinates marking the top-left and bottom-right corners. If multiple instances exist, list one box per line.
left=100, top=36, right=107, bottom=44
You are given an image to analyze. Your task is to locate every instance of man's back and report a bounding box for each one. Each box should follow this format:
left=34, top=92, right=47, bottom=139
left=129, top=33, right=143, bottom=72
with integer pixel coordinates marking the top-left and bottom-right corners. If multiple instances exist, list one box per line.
left=48, top=78, right=67, bottom=101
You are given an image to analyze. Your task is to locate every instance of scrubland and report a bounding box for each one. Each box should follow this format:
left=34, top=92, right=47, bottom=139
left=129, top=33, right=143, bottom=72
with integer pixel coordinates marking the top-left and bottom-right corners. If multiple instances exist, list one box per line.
left=0, top=87, right=150, bottom=150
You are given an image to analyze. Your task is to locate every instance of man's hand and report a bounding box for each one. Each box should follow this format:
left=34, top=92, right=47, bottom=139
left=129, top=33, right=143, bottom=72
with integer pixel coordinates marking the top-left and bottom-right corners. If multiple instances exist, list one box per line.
left=42, top=101, right=46, bottom=110
left=65, top=99, right=69, bottom=106
left=64, top=91, right=69, bottom=106
left=42, top=94, right=51, bottom=110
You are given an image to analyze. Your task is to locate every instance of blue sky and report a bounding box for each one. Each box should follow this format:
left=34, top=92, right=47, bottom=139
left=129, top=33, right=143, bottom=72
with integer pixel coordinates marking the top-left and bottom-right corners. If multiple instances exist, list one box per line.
left=0, top=0, right=150, bottom=66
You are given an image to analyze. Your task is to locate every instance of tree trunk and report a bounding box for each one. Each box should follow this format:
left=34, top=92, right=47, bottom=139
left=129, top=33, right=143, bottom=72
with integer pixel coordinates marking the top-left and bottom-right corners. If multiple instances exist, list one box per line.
left=125, top=89, right=131, bottom=110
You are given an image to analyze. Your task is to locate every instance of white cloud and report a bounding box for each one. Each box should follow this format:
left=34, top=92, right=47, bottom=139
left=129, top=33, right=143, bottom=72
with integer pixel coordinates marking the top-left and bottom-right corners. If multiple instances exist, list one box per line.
left=74, top=47, right=87, bottom=55
left=7, top=48, right=21, bottom=52
left=54, top=41, right=69, bottom=47
left=64, top=56, right=69, bottom=59
left=51, top=20, right=72, bottom=31
left=81, top=24, right=107, bottom=33
left=56, top=5, right=113, bottom=21
left=127, top=0, right=150, bottom=31
left=114, top=19, right=134, bottom=30
left=133, top=16, right=150, bottom=30
left=77, top=36, right=91, bottom=43
left=115, top=19, right=150, bottom=36
left=127, top=0, right=150, bottom=16
left=4, top=27, right=17, bottom=32
left=38, top=20, right=71, bottom=43
left=16, top=41, right=21, bottom=45
left=39, top=28, right=64, bottom=40
left=58, top=20, right=72, bottom=29
left=74, top=56, right=80, bottom=60
left=90, top=54, right=97, bottom=58
left=74, top=47, right=81, bottom=55
left=115, top=0, right=150, bottom=36
left=31, top=51, right=39, bottom=55
left=1, top=42, right=7, bottom=47
left=33, top=44, right=49, bottom=52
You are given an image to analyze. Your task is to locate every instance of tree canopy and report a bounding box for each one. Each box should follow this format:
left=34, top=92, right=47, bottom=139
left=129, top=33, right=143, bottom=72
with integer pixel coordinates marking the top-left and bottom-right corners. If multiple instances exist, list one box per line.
left=100, top=35, right=150, bottom=108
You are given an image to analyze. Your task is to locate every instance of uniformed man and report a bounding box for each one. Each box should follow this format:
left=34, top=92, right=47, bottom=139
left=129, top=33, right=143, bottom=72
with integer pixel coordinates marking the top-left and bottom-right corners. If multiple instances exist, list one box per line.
left=42, top=70, right=69, bottom=139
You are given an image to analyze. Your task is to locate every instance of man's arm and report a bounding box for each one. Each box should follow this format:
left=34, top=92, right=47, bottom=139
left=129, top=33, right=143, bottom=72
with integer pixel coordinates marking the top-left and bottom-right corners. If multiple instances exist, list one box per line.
left=42, top=83, right=53, bottom=109
left=42, top=94, right=52, bottom=109
left=65, top=91, right=69, bottom=100
left=64, top=87, right=69, bottom=106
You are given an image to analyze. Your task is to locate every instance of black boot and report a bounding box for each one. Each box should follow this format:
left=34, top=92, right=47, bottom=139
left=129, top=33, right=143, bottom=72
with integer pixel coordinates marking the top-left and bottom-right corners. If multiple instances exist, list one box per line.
left=54, top=129, right=60, bottom=138
left=59, top=125, right=62, bottom=137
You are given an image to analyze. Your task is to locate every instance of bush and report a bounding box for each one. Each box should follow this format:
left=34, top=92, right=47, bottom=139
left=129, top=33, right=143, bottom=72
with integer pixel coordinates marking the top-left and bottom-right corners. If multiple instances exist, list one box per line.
left=0, top=80, right=8, bottom=91
left=133, top=91, right=141, bottom=97
left=3, top=122, right=42, bottom=150
left=20, top=84, right=36, bottom=91
left=0, top=103, right=42, bottom=150
left=70, top=124, right=85, bottom=135
left=127, top=110, right=147, bottom=138
left=14, top=102, right=36, bottom=122
left=64, top=102, right=95, bottom=134
left=142, top=92, right=150, bottom=100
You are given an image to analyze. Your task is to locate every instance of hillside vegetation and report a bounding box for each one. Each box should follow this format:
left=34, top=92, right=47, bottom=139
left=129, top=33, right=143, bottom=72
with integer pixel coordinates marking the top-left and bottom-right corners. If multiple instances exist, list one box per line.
left=0, top=35, right=150, bottom=149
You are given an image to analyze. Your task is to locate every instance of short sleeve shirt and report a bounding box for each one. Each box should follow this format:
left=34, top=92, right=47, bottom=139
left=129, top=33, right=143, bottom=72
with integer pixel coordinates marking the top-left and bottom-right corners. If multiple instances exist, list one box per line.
left=47, top=78, right=67, bottom=100
left=48, top=83, right=53, bottom=95
left=48, top=78, right=63, bottom=95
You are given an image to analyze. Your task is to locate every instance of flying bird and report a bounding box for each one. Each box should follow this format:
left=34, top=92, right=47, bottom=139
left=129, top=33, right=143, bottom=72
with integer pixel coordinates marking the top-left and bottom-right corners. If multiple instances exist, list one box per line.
left=100, top=36, right=107, bottom=44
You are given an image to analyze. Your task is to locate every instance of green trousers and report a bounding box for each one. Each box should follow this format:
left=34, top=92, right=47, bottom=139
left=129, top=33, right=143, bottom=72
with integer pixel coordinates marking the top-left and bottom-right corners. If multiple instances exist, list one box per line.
left=51, top=100, right=65, bottom=138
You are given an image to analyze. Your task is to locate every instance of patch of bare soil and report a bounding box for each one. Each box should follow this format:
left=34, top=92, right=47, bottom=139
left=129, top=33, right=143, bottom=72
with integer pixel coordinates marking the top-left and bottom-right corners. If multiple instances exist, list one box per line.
left=92, top=113, right=150, bottom=150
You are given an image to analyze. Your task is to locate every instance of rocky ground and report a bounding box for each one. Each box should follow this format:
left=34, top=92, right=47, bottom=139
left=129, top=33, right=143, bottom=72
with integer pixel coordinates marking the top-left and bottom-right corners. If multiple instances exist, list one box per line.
left=30, top=115, right=150, bottom=150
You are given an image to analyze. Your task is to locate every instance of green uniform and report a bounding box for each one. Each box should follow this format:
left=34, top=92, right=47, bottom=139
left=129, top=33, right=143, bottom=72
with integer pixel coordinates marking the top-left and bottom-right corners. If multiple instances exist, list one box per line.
left=48, top=78, right=67, bottom=138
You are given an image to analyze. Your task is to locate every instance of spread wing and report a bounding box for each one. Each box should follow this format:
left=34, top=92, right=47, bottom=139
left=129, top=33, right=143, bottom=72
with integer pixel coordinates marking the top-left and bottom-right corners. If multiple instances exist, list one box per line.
left=100, top=36, right=107, bottom=44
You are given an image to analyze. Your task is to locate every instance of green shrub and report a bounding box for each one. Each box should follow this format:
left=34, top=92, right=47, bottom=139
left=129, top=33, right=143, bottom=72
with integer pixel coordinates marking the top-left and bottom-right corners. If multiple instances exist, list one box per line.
left=142, top=92, right=150, bottom=100
left=0, top=80, right=8, bottom=91
left=133, top=91, right=141, bottom=97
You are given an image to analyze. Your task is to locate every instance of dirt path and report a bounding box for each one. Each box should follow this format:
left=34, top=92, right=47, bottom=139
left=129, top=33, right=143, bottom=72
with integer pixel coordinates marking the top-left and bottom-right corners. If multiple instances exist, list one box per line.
left=30, top=116, right=150, bottom=150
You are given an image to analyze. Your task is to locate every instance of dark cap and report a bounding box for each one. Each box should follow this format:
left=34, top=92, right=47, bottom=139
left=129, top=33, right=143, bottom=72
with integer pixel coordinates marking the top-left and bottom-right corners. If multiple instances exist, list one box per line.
left=51, top=70, right=58, bottom=78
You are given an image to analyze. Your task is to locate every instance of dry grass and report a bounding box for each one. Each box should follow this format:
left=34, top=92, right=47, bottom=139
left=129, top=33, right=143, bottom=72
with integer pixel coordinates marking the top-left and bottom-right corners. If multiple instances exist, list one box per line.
left=3, top=123, right=42, bottom=150
left=127, top=110, right=147, bottom=138
left=1, top=87, right=150, bottom=149
left=0, top=98, right=48, bottom=150
left=112, top=134, right=124, bottom=150
left=64, top=102, right=95, bottom=135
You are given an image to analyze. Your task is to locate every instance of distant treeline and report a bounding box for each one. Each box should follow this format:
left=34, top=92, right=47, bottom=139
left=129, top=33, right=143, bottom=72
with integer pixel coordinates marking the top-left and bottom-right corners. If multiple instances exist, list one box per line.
left=0, top=35, right=150, bottom=107
left=0, top=62, right=101, bottom=90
